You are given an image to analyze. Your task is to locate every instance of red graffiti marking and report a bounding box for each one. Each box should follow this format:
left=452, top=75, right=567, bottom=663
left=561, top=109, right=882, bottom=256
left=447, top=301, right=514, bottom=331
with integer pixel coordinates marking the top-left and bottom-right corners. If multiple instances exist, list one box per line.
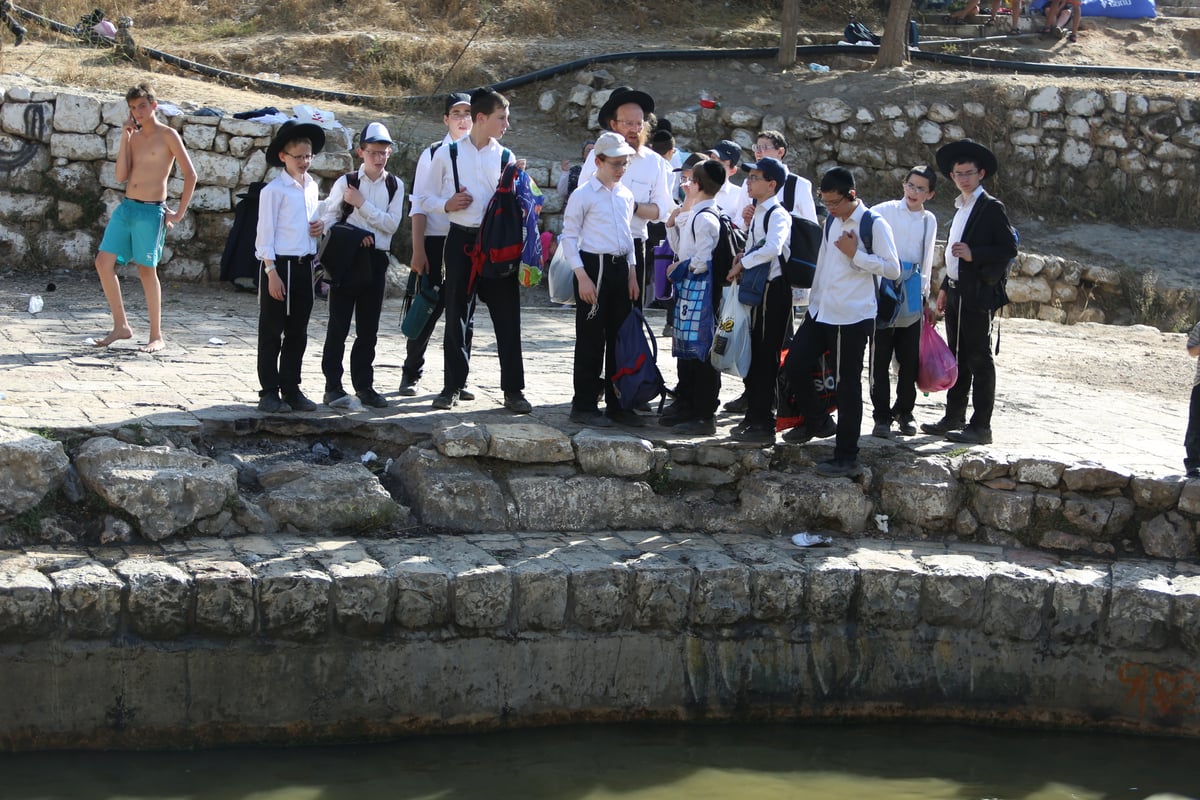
left=1117, top=663, right=1200, bottom=718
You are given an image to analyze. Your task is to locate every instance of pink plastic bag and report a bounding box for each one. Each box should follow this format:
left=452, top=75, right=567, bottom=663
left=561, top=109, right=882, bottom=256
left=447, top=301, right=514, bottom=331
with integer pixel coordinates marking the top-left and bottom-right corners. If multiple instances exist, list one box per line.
left=918, top=317, right=958, bottom=393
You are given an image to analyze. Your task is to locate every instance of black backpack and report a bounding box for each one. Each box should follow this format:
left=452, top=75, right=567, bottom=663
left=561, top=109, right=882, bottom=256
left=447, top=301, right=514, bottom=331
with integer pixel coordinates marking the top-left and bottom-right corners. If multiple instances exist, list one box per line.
left=767, top=202, right=823, bottom=289
left=692, top=206, right=746, bottom=289
left=845, top=19, right=880, bottom=44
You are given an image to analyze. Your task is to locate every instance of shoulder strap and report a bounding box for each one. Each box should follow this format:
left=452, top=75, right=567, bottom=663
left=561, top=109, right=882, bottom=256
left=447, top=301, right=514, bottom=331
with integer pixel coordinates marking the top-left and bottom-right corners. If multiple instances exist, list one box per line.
left=823, top=214, right=834, bottom=242
left=501, top=147, right=512, bottom=170
left=783, top=174, right=797, bottom=214
left=384, top=173, right=399, bottom=204
left=859, top=208, right=875, bottom=255
left=448, top=141, right=461, bottom=192
left=339, top=172, right=359, bottom=224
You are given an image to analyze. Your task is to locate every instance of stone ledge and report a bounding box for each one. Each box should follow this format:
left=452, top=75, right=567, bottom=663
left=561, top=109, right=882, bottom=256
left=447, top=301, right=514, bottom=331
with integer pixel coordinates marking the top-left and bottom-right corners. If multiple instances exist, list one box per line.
left=2, top=533, right=1198, bottom=654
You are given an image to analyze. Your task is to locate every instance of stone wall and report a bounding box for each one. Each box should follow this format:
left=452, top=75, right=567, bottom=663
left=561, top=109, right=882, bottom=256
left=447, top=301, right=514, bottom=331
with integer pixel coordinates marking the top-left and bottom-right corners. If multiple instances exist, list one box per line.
left=2, top=529, right=1199, bottom=748
left=2, top=83, right=1196, bottom=326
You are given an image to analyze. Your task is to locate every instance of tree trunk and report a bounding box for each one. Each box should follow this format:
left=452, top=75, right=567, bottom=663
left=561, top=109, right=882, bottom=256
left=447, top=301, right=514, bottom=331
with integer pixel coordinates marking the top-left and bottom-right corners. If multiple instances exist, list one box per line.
left=874, top=0, right=914, bottom=69
left=778, top=0, right=800, bottom=67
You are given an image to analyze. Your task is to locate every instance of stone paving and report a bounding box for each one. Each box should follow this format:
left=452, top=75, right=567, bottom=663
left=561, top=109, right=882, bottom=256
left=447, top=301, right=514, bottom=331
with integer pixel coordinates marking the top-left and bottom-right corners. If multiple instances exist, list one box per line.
left=0, top=273, right=1190, bottom=476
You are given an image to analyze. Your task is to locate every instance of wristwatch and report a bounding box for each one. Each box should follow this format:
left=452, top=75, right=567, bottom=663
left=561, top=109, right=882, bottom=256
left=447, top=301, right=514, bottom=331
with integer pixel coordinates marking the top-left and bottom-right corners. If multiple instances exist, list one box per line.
left=264, top=264, right=276, bottom=274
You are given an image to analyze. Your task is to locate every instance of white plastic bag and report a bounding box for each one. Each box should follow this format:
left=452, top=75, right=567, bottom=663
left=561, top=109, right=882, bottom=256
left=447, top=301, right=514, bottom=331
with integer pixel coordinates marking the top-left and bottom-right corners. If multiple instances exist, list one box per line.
left=292, top=104, right=337, bottom=130
left=547, top=244, right=575, bottom=305
left=710, top=285, right=751, bottom=378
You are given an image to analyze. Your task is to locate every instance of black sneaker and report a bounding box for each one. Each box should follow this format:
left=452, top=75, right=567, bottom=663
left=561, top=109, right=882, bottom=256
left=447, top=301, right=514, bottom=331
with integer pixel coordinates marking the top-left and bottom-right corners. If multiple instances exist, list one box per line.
left=569, top=408, right=612, bottom=427
left=323, top=388, right=349, bottom=406
left=397, top=377, right=419, bottom=396
left=921, top=417, right=966, bottom=435
left=731, top=424, right=775, bottom=444
left=504, top=391, right=533, bottom=414
left=14, top=25, right=26, bottom=46
left=357, top=388, right=389, bottom=409
left=946, top=425, right=993, bottom=445
left=432, top=389, right=459, bottom=410
left=257, top=392, right=289, bottom=413
left=782, top=416, right=836, bottom=444
left=816, top=458, right=863, bottom=478
left=459, top=387, right=476, bottom=402
left=871, top=422, right=892, bottom=439
left=1187, top=467, right=1200, bottom=479
left=724, top=393, right=749, bottom=414
left=282, top=391, right=317, bottom=412
left=606, top=407, right=645, bottom=427
left=896, top=416, right=918, bottom=436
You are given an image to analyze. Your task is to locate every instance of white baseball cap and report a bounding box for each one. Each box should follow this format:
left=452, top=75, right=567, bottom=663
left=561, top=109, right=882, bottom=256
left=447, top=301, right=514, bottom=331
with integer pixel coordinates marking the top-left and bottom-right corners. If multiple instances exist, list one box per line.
left=360, top=121, right=393, bottom=145
left=593, top=131, right=635, bottom=158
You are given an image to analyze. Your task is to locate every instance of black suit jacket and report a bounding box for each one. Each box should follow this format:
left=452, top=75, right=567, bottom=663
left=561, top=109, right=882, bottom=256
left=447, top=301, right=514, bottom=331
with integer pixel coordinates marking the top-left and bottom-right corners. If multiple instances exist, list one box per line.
left=941, top=189, right=1018, bottom=310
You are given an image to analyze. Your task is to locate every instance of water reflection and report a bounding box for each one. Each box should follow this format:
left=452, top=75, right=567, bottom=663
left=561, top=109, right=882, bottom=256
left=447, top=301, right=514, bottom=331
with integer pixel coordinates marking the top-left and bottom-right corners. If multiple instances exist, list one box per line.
left=1, top=722, right=1195, bottom=800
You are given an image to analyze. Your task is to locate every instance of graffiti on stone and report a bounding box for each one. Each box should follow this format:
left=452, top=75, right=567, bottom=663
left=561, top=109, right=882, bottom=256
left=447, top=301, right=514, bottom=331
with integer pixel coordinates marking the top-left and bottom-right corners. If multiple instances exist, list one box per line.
left=1117, top=662, right=1200, bottom=718
left=0, top=105, right=46, bottom=172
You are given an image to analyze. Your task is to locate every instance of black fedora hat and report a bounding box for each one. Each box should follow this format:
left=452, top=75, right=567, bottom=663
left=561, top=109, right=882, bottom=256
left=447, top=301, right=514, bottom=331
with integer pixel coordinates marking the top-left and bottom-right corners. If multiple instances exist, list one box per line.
left=597, top=86, right=655, bottom=131
left=266, top=120, right=326, bottom=168
left=936, top=139, right=998, bottom=180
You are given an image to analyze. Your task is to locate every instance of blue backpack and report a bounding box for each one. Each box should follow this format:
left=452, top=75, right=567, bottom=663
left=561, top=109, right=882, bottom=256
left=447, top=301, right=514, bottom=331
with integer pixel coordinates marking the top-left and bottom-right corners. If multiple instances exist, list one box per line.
left=612, top=308, right=666, bottom=411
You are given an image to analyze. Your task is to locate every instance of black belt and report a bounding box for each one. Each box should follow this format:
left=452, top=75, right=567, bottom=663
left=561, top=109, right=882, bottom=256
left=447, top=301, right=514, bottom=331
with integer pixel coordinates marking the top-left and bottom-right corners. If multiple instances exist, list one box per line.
left=946, top=277, right=959, bottom=289
left=581, top=251, right=628, bottom=266
left=275, top=254, right=314, bottom=264
left=128, top=197, right=165, bottom=206
left=450, top=222, right=480, bottom=234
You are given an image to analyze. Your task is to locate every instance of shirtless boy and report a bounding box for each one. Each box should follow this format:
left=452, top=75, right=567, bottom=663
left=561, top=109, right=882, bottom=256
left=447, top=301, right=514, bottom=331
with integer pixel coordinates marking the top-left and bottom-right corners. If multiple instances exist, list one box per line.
left=93, top=82, right=197, bottom=352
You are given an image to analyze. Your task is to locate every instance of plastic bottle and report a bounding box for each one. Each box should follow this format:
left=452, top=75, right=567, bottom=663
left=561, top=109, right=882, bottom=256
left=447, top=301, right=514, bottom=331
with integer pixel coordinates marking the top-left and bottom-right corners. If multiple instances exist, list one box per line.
left=808, top=63, right=831, bottom=73
left=27, top=295, right=43, bottom=314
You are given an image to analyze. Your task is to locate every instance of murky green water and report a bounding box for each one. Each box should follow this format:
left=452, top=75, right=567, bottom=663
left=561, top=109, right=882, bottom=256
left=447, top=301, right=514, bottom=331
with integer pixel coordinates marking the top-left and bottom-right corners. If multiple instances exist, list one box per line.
left=0, top=723, right=1195, bottom=799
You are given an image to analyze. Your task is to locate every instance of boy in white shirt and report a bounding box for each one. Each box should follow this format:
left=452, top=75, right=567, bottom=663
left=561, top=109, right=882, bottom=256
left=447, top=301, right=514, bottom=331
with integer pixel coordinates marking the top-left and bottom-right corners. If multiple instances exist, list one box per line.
left=869, top=165, right=938, bottom=438
left=255, top=120, right=325, bottom=413
left=559, top=131, right=641, bottom=428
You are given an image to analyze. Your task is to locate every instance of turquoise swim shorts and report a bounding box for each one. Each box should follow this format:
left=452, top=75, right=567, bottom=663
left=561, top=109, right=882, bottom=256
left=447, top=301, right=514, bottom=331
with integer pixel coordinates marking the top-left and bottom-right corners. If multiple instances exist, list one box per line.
left=99, top=198, right=167, bottom=268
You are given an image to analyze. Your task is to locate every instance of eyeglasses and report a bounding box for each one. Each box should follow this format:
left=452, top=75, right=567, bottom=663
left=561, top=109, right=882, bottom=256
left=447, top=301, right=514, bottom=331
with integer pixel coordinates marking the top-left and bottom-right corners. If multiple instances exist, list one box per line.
left=363, top=149, right=391, bottom=158
left=903, top=182, right=929, bottom=194
left=745, top=175, right=765, bottom=183
left=448, top=110, right=472, bottom=119
left=613, top=119, right=644, bottom=130
left=679, top=177, right=693, bottom=185
left=951, top=169, right=978, bottom=179
left=604, top=158, right=630, bottom=169
left=752, top=144, right=779, bottom=153
left=822, top=195, right=850, bottom=210
left=283, top=152, right=314, bottom=162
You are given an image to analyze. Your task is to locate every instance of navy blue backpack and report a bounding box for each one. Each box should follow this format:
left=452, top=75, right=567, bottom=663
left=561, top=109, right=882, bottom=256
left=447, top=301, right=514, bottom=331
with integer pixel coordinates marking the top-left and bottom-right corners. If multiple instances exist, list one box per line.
left=612, top=308, right=666, bottom=411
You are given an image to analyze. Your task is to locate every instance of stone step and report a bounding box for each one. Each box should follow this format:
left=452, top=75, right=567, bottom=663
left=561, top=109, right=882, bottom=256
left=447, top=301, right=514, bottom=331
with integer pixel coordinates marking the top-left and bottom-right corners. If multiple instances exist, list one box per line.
left=1158, top=5, right=1200, bottom=15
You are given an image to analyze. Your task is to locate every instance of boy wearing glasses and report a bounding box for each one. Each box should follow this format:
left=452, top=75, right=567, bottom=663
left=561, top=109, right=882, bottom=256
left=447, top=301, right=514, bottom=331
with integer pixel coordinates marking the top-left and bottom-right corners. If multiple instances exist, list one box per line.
left=319, top=121, right=405, bottom=410
left=923, top=140, right=1018, bottom=446
left=254, top=120, right=325, bottom=413
left=869, top=165, right=938, bottom=438
left=559, top=131, right=641, bottom=428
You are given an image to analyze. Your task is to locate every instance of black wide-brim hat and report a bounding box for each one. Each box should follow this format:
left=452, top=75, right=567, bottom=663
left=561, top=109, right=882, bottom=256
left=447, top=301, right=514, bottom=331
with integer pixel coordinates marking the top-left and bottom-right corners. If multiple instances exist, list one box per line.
left=597, top=87, right=655, bottom=131
left=266, top=120, right=326, bottom=167
left=936, top=140, right=998, bottom=180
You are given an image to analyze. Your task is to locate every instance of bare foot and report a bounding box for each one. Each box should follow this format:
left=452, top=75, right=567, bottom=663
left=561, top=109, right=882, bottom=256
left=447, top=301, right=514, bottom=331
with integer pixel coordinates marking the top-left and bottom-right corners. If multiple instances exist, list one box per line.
left=93, top=326, right=133, bottom=347
left=140, top=338, right=166, bottom=354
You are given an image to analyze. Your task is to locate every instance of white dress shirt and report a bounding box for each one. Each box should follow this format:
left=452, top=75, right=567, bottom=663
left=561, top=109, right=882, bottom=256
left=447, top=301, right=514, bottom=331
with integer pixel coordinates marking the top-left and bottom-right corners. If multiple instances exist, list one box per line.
left=667, top=198, right=720, bottom=269
left=578, top=144, right=674, bottom=240
left=422, top=134, right=510, bottom=228
left=808, top=202, right=902, bottom=326
left=871, top=198, right=937, bottom=298
left=741, top=196, right=790, bottom=280
left=409, top=134, right=462, bottom=237
left=321, top=168, right=405, bottom=250
left=255, top=169, right=320, bottom=261
left=559, top=176, right=637, bottom=269
left=714, top=180, right=741, bottom=219
left=945, top=184, right=984, bottom=280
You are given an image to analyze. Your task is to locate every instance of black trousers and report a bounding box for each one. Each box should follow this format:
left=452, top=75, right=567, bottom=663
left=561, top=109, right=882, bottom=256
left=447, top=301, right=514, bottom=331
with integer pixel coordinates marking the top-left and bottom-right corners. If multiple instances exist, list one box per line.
left=401, top=234, right=474, bottom=384
left=442, top=224, right=524, bottom=394
left=788, top=312, right=875, bottom=462
left=945, top=287, right=996, bottom=428
left=321, top=249, right=388, bottom=393
left=870, top=318, right=921, bottom=424
left=257, top=255, right=314, bottom=396
left=743, top=276, right=792, bottom=428
left=1186, top=384, right=1200, bottom=471
left=633, top=237, right=647, bottom=310
left=571, top=253, right=632, bottom=411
